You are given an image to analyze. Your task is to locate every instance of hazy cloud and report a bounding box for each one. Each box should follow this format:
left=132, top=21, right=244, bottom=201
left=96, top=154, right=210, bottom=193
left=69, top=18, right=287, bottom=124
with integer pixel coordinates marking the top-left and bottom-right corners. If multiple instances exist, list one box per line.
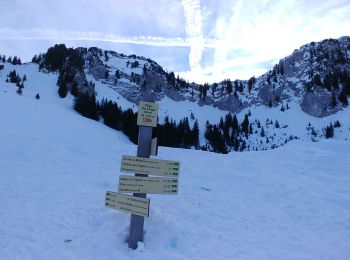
left=0, top=28, right=217, bottom=48
left=0, top=0, right=349, bottom=83
left=181, top=0, right=205, bottom=73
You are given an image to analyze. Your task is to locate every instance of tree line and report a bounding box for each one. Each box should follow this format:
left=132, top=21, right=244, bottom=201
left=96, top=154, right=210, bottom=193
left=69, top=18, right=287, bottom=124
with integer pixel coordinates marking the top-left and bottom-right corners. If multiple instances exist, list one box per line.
left=73, top=93, right=199, bottom=149
left=204, top=113, right=254, bottom=153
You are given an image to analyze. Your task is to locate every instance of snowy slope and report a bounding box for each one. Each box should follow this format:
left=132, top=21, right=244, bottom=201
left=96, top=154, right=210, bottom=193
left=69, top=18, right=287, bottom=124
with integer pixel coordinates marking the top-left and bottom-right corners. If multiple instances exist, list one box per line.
left=1, top=60, right=349, bottom=152
left=1, top=71, right=350, bottom=259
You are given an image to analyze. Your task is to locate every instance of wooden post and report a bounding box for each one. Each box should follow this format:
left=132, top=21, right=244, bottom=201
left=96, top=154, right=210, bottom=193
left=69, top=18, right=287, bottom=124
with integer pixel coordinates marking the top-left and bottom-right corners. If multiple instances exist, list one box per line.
left=128, top=125, right=153, bottom=249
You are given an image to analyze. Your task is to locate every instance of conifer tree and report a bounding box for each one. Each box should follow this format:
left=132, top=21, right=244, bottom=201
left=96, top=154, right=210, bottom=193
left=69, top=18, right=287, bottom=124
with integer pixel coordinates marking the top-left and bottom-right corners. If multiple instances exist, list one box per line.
left=275, top=120, right=280, bottom=128
left=334, top=120, right=341, bottom=128
left=191, top=120, right=200, bottom=149
left=339, top=90, right=348, bottom=106
left=71, top=81, right=79, bottom=97
left=74, top=92, right=99, bottom=121
left=241, top=114, right=249, bottom=136
left=58, top=82, right=68, bottom=98
left=260, top=126, right=265, bottom=137
left=325, top=123, right=334, bottom=138
left=231, top=115, right=239, bottom=132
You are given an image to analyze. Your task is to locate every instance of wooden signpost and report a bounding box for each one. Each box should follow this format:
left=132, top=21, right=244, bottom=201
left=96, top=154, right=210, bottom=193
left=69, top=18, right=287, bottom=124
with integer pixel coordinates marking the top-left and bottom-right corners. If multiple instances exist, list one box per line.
left=104, top=100, right=180, bottom=250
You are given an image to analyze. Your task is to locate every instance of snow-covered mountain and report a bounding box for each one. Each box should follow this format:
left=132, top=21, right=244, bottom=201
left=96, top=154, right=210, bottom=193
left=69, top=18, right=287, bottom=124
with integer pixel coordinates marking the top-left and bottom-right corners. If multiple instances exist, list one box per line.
left=1, top=37, right=349, bottom=153
left=34, top=37, right=350, bottom=117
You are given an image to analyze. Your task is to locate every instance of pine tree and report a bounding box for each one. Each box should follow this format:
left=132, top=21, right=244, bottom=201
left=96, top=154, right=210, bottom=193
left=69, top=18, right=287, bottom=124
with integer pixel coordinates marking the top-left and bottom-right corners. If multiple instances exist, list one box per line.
left=226, top=80, right=233, bottom=94
left=325, top=123, right=334, bottom=139
left=212, top=83, right=218, bottom=97
left=257, top=120, right=261, bottom=128
left=58, top=82, right=68, bottom=98
left=74, top=92, right=99, bottom=121
left=334, top=120, right=341, bottom=128
left=268, top=99, right=272, bottom=107
left=32, top=55, right=38, bottom=63
left=17, top=87, right=23, bottom=95
left=191, top=120, right=200, bottom=149
left=281, top=104, right=285, bottom=111
left=248, top=76, right=255, bottom=93
left=249, top=124, right=253, bottom=135
left=275, top=120, right=280, bottom=128
left=260, top=126, right=265, bottom=137
left=224, top=113, right=232, bottom=129
left=241, top=114, right=249, bottom=136
left=231, top=115, right=239, bottom=136
left=338, top=90, right=348, bottom=106
left=12, top=56, right=18, bottom=65
left=71, top=81, right=79, bottom=97
left=314, top=74, right=323, bottom=87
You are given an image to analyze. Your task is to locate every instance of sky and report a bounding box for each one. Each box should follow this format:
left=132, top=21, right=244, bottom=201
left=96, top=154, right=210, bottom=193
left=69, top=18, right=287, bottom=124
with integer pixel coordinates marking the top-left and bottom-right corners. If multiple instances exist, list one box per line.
left=0, top=0, right=349, bottom=83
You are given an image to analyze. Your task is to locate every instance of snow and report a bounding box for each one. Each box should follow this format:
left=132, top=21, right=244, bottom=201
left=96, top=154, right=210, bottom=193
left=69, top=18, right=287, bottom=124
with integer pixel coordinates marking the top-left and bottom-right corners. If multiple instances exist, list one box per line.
left=158, top=96, right=227, bottom=124
left=85, top=70, right=137, bottom=112
left=1, top=69, right=350, bottom=259
left=105, top=53, right=147, bottom=76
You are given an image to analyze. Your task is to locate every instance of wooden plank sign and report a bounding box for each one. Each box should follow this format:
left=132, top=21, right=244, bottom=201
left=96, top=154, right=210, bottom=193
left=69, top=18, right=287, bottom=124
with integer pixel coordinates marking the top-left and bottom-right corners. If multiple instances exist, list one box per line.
left=118, top=175, right=178, bottom=194
left=120, top=155, right=180, bottom=177
left=105, top=191, right=150, bottom=217
left=137, top=101, right=159, bottom=127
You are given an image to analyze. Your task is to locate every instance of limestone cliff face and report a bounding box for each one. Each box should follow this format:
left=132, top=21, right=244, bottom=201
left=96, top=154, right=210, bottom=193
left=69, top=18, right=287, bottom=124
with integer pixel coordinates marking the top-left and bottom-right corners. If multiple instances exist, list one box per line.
left=39, top=37, right=350, bottom=118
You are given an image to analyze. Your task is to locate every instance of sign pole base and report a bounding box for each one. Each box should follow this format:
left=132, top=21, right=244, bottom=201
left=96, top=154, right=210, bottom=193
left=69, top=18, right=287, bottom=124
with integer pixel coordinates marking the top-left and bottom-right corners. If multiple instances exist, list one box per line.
left=128, top=193, right=147, bottom=249
left=128, top=125, right=152, bottom=249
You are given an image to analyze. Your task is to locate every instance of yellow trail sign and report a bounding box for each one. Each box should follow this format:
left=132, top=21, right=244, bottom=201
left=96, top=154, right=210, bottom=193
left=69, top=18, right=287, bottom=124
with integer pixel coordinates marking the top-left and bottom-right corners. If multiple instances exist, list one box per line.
left=120, top=155, right=180, bottom=177
left=118, top=175, right=178, bottom=194
left=105, top=191, right=150, bottom=217
left=137, top=101, right=159, bottom=127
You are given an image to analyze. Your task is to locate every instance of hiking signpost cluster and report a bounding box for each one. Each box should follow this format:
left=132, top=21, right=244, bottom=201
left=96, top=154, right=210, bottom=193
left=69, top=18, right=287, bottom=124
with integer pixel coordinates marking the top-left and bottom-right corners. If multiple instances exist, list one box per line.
left=105, top=100, right=180, bottom=249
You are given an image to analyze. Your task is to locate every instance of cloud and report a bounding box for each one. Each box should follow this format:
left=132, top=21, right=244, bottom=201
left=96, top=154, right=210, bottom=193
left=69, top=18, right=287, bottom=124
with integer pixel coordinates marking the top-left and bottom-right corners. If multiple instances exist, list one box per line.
left=1, top=0, right=350, bottom=84
left=203, top=0, right=350, bottom=83
left=180, top=0, right=205, bottom=71
left=0, top=28, right=217, bottom=48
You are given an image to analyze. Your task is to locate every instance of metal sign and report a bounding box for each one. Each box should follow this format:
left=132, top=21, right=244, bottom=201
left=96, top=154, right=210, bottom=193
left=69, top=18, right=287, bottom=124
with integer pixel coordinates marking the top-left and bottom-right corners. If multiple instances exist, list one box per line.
left=137, top=101, right=159, bottom=127
left=105, top=191, right=150, bottom=217
left=120, top=155, right=180, bottom=177
left=118, top=175, right=178, bottom=194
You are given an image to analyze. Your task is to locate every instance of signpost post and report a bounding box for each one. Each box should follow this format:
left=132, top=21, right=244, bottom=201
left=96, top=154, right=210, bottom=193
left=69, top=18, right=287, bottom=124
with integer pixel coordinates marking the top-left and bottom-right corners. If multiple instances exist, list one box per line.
left=128, top=101, right=158, bottom=249
left=104, top=100, right=180, bottom=250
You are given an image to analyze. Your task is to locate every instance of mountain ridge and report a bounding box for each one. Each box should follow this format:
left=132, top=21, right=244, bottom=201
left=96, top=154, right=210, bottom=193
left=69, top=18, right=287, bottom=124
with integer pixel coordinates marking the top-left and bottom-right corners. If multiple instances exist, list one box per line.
left=29, top=36, right=350, bottom=118
left=1, top=36, right=349, bottom=153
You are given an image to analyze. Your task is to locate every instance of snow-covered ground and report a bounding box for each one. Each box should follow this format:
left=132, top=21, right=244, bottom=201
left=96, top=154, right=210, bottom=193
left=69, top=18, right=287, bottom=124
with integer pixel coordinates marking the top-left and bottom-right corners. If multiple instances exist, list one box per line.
left=1, top=66, right=350, bottom=259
